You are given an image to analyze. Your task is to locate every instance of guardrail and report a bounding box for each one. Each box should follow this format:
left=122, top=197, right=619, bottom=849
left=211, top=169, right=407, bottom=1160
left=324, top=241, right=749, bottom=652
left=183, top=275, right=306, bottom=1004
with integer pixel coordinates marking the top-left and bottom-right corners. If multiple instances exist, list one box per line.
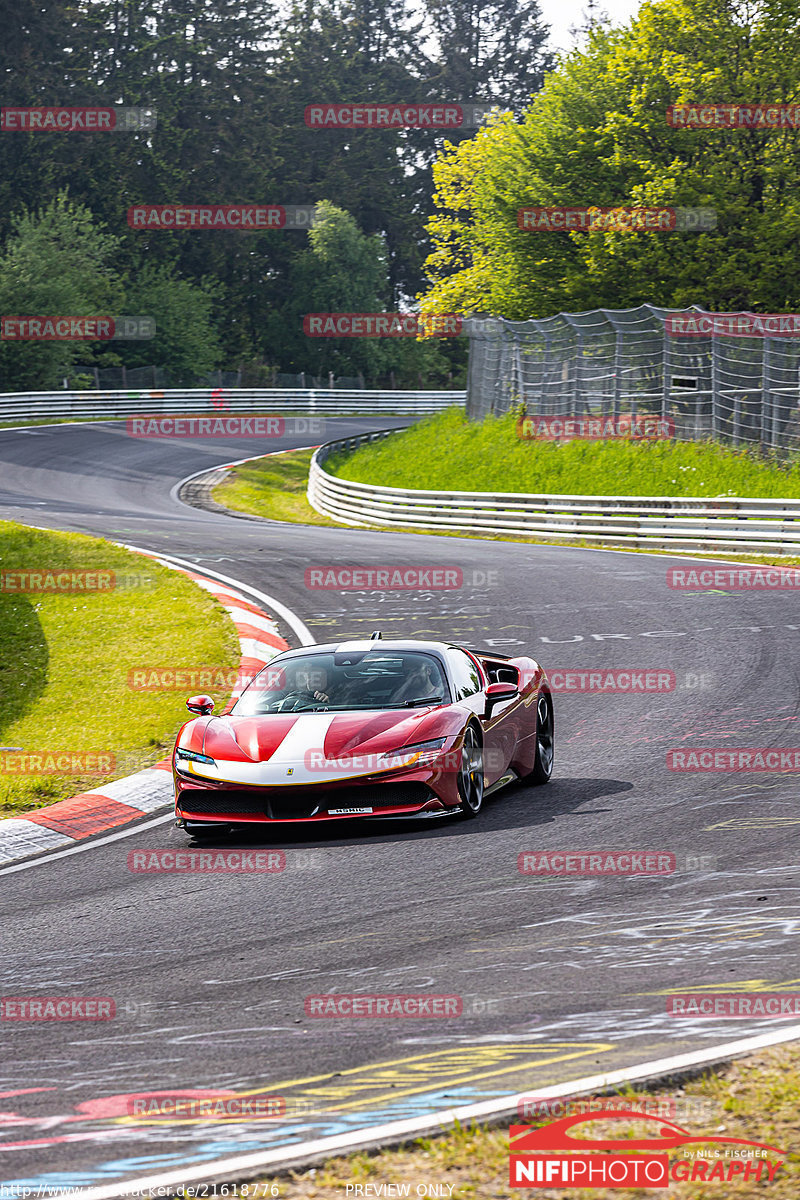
left=308, top=429, right=800, bottom=553
left=0, top=388, right=466, bottom=423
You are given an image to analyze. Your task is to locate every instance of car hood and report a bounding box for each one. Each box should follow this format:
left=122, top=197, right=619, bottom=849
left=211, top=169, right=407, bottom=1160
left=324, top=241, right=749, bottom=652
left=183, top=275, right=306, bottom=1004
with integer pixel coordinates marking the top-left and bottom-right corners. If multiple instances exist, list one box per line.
left=176, top=708, right=459, bottom=787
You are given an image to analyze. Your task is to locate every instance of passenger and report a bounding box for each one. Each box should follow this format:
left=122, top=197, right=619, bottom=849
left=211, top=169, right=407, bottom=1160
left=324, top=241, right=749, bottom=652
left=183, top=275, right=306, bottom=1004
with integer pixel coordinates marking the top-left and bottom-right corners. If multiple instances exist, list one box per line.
left=390, top=659, right=445, bottom=704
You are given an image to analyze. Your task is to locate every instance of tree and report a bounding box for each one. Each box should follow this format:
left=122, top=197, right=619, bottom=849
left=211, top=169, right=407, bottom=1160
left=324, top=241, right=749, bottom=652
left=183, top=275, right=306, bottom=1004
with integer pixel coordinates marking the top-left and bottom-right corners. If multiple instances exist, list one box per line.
left=270, top=199, right=455, bottom=382
left=421, top=0, right=800, bottom=320
left=117, top=262, right=222, bottom=383
left=0, top=194, right=124, bottom=391
left=426, top=0, right=554, bottom=114
left=272, top=200, right=393, bottom=376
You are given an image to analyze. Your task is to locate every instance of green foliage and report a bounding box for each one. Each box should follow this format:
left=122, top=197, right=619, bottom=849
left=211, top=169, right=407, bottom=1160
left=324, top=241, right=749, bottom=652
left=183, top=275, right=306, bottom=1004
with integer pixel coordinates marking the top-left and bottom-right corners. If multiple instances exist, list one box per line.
left=213, top=449, right=339, bottom=525
left=0, top=0, right=552, bottom=382
left=272, top=201, right=458, bottom=382
left=0, top=519, right=239, bottom=816
left=327, top=407, right=800, bottom=497
left=0, top=194, right=124, bottom=390
left=118, top=262, right=222, bottom=383
left=423, top=0, right=800, bottom=318
left=0, top=196, right=224, bottom=389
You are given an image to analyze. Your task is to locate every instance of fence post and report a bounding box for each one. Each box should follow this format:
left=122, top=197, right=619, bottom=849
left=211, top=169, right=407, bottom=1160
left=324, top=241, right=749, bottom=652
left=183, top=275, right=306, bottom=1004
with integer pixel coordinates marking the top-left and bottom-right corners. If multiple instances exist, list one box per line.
left=573, top=331, right=583, bottom=414
left=711, top=330, right=721, bottom=440
left=661, top=323, right=669, bottom=425
left=769, top=339, right=780, bottom=448
left=732, top=394, right=741, bottom=446
left=540, top=334, right=551, bottom=416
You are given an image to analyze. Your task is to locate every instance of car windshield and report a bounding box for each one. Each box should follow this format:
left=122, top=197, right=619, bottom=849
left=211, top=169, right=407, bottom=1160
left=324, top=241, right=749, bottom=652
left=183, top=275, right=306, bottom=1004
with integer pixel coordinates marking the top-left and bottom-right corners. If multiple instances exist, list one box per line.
left=232, top=651, right=450, bottom=715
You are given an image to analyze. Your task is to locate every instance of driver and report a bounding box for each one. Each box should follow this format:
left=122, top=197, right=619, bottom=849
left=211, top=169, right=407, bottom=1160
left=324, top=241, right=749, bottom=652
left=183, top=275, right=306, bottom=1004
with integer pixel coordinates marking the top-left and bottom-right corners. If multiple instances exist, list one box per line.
left=275, top=664, right=330, bottom=711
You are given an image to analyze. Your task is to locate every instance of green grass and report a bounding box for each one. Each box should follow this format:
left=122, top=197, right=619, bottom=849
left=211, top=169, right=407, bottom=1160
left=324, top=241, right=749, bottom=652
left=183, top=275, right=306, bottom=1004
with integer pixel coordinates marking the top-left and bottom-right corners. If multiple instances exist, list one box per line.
left=325, top=408, right=800, bottom=498
left=0, top=520, right=240, bottom=816
left=213, top=449, right=339, bottom=525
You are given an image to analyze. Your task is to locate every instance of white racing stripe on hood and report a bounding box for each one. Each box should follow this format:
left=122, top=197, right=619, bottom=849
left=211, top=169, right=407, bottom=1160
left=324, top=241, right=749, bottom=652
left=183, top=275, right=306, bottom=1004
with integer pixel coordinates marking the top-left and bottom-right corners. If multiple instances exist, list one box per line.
left=188, top=713, right=398, bottom=787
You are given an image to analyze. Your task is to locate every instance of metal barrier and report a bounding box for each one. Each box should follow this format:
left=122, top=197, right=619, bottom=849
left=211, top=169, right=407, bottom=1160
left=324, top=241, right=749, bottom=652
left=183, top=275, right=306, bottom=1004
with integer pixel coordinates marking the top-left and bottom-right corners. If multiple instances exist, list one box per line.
left=308, top=429, right=800, bottom=553
left=0, top=388, right=466, bottom=423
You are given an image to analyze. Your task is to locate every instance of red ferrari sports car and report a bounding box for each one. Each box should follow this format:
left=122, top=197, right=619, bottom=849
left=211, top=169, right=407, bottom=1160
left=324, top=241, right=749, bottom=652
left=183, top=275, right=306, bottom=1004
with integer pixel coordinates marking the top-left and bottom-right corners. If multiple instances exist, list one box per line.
left=173, top=633, right=553, bottom=834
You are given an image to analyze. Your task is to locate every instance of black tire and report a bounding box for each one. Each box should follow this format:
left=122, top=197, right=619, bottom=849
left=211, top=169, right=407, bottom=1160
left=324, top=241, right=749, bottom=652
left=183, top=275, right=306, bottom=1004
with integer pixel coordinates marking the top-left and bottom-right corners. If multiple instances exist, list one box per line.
left=456, top=724, right=485, bottom=818
left=524, top=691, right=554, bottom=785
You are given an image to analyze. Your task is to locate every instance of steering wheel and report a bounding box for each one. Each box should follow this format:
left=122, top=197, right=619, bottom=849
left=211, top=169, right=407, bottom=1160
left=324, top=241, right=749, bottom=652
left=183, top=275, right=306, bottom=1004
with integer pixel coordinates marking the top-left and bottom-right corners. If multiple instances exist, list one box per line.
left=276, top=689, right=328, bottom=712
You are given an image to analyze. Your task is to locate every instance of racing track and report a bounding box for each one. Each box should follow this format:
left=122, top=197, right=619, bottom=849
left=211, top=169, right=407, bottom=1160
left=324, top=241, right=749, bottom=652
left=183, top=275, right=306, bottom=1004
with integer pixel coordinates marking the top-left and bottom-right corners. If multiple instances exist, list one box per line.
left=2, top=417, right=800, bottom=1193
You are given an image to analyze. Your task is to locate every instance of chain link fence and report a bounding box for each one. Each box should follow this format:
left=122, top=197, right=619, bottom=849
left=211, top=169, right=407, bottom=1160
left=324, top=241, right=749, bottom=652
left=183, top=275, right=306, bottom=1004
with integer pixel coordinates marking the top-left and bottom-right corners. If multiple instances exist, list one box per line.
left=465, top=305, right=800, bottom=452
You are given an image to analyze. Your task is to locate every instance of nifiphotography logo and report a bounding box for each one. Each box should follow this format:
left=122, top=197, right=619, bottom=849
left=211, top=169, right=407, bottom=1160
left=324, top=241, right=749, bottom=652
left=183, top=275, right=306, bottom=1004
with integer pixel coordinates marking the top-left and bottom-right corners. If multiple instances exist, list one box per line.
left=509, top=1112, right=786, bottom=1188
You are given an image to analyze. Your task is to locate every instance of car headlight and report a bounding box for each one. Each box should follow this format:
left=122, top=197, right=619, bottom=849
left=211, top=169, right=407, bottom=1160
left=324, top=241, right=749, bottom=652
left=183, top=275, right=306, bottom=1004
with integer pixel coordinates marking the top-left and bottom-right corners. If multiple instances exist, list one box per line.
left=380, top=737, right=447, bottom=764
left=175, top=748, right=216, bottom=767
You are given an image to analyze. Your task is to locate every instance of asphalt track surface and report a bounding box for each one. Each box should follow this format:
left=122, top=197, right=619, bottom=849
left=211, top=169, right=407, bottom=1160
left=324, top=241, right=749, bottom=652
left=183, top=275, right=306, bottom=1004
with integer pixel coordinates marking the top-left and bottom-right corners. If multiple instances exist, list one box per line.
left=2, top=417, right=800, bottom=1192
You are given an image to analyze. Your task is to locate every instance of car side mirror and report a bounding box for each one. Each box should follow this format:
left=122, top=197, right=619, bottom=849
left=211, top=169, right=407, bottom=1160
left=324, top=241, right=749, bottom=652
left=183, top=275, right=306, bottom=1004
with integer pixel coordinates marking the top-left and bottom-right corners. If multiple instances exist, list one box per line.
left=484, top=680, right=519, bottom=716
left=186, top=694, right=215, bottom=715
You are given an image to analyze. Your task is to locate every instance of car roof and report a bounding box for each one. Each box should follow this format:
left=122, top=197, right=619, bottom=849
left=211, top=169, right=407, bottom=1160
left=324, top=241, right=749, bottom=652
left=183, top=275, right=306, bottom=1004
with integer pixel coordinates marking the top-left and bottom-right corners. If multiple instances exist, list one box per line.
left=272, top=639, right=459, bottom=657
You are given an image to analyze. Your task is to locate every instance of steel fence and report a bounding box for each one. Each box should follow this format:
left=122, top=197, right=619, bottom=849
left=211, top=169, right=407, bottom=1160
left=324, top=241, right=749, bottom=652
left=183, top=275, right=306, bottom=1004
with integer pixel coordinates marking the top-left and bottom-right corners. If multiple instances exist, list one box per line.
left=0, top=388, right=466, bottom=424
left=464, top=306, right=800, bottom=451
left=308, top=429, right=800, bottom=553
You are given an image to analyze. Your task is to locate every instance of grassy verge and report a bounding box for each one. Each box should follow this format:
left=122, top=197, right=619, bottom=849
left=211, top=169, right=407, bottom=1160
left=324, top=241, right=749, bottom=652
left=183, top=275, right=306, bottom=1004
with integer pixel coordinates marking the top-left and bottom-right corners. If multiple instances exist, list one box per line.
left=326, top=408, right=800, bottom=499
left=0, top=520, right=240, bottom=817
left=209, top=441, right=800, bottom=568
left=212, top=449, right=339, bottom=526
left=241, top=1043, right=800, bottom=1198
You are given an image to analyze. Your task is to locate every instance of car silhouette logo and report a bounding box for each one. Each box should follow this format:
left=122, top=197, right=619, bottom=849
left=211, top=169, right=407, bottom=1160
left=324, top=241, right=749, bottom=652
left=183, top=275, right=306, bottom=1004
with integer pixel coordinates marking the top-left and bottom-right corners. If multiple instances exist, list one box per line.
left=510, top=1111, right=785, bottom=1155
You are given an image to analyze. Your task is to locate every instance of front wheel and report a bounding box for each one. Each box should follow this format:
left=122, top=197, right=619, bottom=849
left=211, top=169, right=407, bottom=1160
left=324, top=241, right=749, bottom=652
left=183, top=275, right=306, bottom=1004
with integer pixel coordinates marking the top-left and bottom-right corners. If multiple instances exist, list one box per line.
left=525, top=692, right=554, bottom=785
left=456, top=725, right=484, bottom=818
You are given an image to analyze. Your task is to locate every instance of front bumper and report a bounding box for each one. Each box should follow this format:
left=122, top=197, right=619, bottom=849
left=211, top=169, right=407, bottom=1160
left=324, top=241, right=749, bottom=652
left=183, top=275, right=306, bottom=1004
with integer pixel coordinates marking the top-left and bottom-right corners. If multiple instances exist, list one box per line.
left=174, top=767, right=458, bottom=823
